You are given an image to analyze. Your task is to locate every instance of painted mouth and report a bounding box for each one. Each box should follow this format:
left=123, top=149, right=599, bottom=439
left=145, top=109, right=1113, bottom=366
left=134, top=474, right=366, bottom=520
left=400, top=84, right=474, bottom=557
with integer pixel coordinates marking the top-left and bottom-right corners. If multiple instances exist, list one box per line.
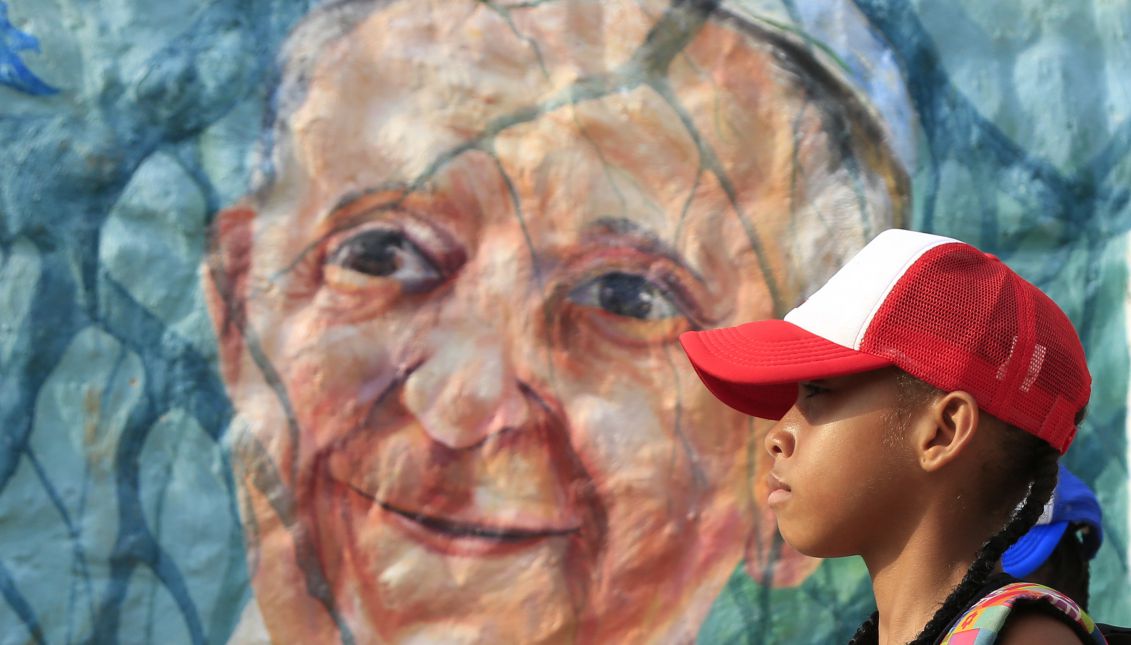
left=346, top=482, right=580, bottom=543
left=378, top=500, right=581, bottom=542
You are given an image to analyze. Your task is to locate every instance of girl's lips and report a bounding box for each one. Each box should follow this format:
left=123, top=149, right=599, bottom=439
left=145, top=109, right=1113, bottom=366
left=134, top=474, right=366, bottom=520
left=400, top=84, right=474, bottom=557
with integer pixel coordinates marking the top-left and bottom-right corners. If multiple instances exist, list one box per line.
left=766, top=473, right=792, bottom=507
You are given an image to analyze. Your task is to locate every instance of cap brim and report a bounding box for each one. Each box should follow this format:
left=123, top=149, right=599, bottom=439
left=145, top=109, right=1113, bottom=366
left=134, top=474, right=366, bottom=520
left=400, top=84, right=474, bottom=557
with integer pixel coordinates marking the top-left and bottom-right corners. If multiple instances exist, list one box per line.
left=1002, top=521, right=1069, bottom=578
left=679, top=320, right=894, bottom=419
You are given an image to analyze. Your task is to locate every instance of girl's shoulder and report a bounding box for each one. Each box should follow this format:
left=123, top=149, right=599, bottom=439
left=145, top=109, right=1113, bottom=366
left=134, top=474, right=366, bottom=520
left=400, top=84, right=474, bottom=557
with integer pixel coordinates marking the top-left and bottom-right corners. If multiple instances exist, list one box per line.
left=939, top=581, right=1106, bottom=644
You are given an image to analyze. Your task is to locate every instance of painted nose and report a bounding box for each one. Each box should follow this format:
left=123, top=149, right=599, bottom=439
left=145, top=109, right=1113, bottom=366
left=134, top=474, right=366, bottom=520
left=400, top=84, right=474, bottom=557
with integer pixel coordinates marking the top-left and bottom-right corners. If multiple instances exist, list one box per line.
left=402, top=334, right=531, bottom=450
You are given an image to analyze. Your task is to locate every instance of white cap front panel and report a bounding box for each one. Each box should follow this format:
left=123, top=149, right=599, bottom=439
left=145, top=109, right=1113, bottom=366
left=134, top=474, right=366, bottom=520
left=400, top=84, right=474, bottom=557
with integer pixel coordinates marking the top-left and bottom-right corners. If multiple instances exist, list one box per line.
left=783, top=229, right=958, bottom=349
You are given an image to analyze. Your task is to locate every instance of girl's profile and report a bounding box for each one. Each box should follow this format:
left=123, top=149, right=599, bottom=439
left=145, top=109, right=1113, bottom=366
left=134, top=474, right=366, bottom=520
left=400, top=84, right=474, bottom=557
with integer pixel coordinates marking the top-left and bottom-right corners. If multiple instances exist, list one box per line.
left=681, top=228, right=1105, bottom=644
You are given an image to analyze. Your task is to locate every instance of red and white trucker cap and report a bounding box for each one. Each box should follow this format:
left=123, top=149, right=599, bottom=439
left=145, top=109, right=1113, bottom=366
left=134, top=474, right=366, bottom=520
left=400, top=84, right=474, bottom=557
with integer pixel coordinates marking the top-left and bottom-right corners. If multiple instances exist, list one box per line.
left=679, top=229, right=1091, bottom=453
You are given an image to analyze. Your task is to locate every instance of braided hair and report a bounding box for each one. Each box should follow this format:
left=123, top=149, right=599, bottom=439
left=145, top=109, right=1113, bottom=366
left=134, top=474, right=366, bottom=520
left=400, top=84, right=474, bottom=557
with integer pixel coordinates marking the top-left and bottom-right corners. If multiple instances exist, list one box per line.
left=847, top=611, right=879, bottom=645
left=908, top=439, right=1058, bottom=644
left=848, top=374, right=1064, bottom=645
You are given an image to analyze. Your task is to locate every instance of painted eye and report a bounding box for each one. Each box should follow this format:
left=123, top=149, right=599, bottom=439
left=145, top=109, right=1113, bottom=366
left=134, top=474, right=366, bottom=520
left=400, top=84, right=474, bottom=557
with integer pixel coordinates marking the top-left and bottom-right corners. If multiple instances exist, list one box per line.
left=569, top=272, right=681, bottom=320
left=325, top=229, right=442, bottom=293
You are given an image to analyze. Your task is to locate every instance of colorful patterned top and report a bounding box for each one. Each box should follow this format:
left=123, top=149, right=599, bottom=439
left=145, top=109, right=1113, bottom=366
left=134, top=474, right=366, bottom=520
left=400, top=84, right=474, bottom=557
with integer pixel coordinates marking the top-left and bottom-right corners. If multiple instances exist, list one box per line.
left=939, top=582, right=1108, bottom=644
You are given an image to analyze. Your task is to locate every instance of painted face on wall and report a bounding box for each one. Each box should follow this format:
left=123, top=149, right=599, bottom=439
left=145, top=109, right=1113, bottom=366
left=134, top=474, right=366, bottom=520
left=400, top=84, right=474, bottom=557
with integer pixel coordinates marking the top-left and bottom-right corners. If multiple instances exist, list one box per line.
left=206, top=1, right=902, bottom=642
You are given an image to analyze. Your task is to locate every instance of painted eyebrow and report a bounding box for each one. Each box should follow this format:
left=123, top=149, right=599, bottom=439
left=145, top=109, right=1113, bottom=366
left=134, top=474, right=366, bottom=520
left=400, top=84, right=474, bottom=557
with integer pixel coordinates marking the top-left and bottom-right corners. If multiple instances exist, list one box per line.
left=320, top=182, right=415, bottom=226
left=584, top=216, right=706, bottom=285
left=266, top=184, right=417, bottom=282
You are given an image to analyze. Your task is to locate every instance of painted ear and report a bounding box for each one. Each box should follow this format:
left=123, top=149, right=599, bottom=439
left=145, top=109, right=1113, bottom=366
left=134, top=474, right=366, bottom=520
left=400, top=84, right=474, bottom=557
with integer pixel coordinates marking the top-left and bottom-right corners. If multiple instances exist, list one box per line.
left=202, top=205, right=256, bottom=386
left=917, top=391, right=981, bottom=472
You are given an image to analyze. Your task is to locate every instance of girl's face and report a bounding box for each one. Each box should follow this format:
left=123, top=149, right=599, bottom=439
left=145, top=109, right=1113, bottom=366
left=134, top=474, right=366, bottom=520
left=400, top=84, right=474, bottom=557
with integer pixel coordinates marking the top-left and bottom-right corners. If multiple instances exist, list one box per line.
left=762, top=368, right=923, bottom=559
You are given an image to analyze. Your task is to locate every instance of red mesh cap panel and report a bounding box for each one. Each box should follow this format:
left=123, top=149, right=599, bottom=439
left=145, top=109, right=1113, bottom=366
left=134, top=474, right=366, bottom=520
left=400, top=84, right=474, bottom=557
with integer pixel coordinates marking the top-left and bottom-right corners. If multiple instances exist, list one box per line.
left=859, top=244, right=1090, bottom=453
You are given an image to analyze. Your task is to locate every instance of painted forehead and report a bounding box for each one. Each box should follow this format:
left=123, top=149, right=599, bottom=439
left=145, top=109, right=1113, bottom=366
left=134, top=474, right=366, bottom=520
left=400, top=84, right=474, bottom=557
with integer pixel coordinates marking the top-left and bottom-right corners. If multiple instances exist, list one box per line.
left=276, top=0, right=816, bottom=184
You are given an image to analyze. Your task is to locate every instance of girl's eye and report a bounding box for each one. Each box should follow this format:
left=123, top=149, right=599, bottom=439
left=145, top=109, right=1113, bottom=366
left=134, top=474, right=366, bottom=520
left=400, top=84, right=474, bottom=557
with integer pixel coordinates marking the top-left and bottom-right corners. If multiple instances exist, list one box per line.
left=800, top=382, right=829, bottom=399
left=325, top=229, right=442, bottom=293
left=569, top=272, right=681, bottom=320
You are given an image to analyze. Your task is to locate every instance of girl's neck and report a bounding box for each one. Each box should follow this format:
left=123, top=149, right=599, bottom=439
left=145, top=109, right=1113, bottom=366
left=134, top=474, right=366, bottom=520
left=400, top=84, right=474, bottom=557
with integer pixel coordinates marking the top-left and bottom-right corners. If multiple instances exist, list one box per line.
left=864, top=519, right=986, bottom=645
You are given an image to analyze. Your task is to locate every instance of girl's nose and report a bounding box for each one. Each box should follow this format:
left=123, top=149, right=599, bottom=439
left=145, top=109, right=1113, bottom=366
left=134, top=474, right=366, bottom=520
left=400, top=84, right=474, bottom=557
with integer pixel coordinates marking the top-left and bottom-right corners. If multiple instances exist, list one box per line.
left=764, top=414, right=796, bottom=459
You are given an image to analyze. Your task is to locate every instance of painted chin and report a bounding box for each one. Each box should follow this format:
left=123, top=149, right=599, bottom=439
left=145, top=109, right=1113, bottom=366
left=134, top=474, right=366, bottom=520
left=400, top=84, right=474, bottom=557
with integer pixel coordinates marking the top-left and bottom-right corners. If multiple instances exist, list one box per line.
left=345, top=482, right=582, bottom=557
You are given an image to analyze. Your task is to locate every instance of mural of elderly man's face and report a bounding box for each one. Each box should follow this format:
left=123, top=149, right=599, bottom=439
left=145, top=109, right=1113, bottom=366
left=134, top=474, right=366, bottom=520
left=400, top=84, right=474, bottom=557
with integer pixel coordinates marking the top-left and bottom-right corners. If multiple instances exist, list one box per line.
left=206, top=0, right=902, bottom=642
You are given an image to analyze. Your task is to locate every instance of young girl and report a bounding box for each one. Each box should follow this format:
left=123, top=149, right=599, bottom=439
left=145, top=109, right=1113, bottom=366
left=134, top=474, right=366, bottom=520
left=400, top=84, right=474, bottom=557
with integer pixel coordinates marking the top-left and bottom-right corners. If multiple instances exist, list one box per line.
left=680, top=229, right=1107, bottom=644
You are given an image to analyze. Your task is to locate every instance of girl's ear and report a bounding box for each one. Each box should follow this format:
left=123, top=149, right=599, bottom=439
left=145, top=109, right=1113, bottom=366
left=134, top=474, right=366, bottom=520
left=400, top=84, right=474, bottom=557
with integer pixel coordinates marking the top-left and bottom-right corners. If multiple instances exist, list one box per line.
left=202, top=205, right=256, bottom=386
left=915, top=391, right=981, bottom=472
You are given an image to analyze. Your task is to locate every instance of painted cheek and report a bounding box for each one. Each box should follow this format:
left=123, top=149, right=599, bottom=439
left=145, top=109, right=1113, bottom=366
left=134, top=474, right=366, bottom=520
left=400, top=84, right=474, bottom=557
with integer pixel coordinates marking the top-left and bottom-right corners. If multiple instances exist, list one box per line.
left=326, top=422, right=421, bottom=505
left=564, top=387, right=692, bottom=544
left=279, top=314, right=400, bottom=453
left=682, top=383, right=752, bottom=457
left=225, top=302, right=391, bottom=487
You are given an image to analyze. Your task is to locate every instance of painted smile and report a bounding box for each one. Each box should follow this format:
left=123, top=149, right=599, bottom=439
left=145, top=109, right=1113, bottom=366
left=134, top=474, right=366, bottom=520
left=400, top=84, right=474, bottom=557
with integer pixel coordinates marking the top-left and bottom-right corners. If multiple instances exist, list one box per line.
left=376, top=497, right=581, bottom=542
left=341, top=481, right=581, bottom=555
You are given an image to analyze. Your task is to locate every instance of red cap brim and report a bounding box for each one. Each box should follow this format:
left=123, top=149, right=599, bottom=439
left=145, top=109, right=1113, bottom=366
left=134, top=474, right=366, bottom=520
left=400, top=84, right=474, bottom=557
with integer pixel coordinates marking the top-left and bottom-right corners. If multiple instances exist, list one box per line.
left=679, top=320, right=894, bottom=419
